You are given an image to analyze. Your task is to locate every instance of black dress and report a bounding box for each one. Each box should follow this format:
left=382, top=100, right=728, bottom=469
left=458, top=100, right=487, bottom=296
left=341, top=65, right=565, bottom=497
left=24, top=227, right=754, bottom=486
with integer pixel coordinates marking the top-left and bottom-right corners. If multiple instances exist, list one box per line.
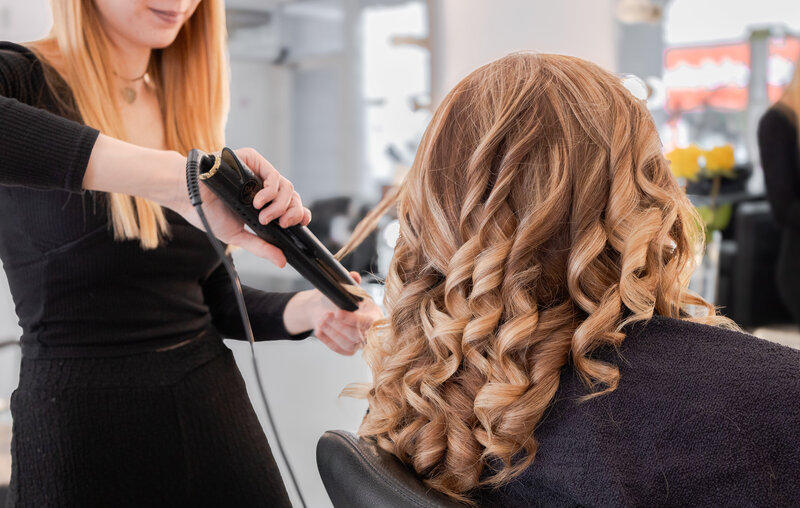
left=0, top=42, right=303, bottom=506
left=757, top=104, right=800, bottom=324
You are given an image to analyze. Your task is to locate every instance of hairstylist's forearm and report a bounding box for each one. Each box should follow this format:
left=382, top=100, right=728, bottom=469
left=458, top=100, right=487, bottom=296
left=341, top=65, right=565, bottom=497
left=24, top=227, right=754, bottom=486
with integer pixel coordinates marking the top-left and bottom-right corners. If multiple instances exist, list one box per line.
left=83, top=136, right=306, bottom=264
left=83, top=133, right=185, bottom=210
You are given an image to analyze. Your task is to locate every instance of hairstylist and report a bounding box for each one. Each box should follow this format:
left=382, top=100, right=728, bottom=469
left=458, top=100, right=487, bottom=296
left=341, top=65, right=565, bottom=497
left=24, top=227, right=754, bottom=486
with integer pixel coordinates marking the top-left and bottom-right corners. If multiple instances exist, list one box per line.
left=0, top=1, right=382, bottom=506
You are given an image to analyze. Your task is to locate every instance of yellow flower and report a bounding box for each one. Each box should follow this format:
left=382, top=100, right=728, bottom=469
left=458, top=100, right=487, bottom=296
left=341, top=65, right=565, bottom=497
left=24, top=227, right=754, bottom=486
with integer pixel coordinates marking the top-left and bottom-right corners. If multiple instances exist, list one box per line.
left=703, top=144, right=735, bottom=175
left=665, top=144, right=702, bottom=180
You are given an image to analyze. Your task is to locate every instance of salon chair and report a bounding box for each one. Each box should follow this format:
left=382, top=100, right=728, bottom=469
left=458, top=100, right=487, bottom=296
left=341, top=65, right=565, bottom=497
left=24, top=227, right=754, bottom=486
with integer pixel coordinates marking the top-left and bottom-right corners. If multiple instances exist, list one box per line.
left=316, top=430, right=463, bottom=508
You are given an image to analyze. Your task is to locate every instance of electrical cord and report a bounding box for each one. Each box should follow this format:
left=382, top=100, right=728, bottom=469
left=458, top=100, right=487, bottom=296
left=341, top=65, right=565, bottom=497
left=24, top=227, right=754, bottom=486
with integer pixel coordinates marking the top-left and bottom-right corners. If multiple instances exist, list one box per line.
left=187, top=153, right=308, bottom=508
left=0, top=340, right=19, bottom=350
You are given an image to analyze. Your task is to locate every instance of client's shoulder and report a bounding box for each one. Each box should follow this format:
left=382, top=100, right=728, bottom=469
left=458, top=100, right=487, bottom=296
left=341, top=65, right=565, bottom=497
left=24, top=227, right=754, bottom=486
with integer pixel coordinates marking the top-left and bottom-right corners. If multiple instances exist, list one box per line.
left=527, top=318, right=798, bottom=505
left=625, top=314, right=796, bottom=353
left=619, top=315, right=799, bottom=389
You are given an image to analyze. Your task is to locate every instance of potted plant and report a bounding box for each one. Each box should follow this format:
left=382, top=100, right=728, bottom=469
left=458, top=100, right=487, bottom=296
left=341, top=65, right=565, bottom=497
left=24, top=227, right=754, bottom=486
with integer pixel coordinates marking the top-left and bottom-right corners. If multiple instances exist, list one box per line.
left=665, top=144, right=738, bottom=303
left=665, top=144, right=738, bottom=243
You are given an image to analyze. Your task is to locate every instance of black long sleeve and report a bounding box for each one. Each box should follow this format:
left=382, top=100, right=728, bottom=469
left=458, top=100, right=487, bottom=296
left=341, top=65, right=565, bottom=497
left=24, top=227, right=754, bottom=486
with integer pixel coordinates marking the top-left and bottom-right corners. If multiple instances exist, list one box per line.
left=0, top=44, right=99, bottom=192
left=757, top=105, right=800, bottom=232
left=201, top=260, right=312, bottom=342
left=0, top=41, right=307, bottom=356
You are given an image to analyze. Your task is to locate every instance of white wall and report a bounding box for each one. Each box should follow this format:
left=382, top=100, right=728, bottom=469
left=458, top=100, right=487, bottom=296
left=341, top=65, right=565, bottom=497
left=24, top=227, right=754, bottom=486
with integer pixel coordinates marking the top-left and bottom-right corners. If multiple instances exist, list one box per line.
left=0, top=0, right=51, bottom=42
left=430, top=0, right=618, bottom=103
left=665, top=0, right=800, bottom=44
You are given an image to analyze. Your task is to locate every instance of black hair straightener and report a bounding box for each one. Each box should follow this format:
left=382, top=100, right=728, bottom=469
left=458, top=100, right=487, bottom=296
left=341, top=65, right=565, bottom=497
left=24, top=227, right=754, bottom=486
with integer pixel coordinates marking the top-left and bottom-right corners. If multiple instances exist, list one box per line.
left=186, top=147, right=362, bottom=312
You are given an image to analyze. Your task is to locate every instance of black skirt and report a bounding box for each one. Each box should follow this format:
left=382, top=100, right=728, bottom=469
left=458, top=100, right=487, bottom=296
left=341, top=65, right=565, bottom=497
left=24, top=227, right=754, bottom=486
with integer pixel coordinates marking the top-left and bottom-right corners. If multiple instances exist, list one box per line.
left=6, top=331, right=292, bottom=507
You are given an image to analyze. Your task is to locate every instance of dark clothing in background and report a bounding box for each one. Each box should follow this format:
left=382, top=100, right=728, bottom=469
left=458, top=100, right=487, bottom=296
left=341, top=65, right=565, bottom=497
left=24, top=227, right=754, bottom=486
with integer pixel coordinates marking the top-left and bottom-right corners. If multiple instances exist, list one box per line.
left=476, top=316, right=800, bottom=507
left=0, top=41, right=300, bottom=506
left=758, top=105, right=800, bottom=323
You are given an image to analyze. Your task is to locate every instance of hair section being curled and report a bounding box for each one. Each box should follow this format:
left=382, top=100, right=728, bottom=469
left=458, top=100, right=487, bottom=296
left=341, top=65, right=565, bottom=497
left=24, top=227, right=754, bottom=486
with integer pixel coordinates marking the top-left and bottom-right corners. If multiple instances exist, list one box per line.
left=340, top=52, right=733, bottom=503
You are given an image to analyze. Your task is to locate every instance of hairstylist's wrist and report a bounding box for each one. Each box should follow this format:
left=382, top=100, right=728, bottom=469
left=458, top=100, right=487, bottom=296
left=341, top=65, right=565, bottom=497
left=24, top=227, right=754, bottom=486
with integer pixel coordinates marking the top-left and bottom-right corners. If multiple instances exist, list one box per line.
left=283, top=290, right=319, bottom=335
left=149, top=150, right=191, bottom=215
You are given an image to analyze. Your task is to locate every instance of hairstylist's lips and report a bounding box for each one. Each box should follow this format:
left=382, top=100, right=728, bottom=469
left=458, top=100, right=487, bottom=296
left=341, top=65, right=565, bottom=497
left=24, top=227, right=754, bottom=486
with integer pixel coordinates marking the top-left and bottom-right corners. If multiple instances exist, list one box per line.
left=149, top=8, right=184, bottom=25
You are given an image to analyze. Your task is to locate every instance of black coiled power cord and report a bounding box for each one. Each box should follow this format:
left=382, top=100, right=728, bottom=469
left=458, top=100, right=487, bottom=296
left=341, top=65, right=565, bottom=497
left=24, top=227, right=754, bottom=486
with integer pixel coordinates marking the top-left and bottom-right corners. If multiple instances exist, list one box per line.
left=186, top=149, right=308, bottom=508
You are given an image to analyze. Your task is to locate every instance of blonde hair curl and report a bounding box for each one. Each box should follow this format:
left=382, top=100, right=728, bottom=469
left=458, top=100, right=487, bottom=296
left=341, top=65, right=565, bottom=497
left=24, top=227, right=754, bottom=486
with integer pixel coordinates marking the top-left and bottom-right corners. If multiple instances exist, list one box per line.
left=340, top=53, right=733, bottom=503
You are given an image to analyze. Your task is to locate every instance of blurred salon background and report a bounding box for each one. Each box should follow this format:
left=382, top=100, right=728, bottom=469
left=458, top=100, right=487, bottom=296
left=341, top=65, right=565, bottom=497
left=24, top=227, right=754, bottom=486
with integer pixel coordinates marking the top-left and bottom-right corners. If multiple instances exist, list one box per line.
left=1, top=0, right=799, bottom=505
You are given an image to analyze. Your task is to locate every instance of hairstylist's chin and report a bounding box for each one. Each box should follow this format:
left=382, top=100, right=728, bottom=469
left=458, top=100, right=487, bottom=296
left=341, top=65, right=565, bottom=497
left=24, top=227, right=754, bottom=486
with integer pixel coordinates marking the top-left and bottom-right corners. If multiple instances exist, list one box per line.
left=145, top=31, right=183, bottom=50
left=95, top=0, right=201, bottom=50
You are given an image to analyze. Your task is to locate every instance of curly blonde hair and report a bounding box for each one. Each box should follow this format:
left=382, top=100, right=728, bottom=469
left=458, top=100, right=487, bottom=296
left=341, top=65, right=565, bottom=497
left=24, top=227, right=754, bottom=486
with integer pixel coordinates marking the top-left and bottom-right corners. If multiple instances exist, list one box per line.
left=340, top=52, right=731, bottom=502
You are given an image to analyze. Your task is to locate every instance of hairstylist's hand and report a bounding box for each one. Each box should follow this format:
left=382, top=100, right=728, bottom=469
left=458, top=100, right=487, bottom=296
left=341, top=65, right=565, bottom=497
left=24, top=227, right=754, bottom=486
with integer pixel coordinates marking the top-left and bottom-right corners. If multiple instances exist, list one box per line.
left=182, top=147, right=311, bottom=267
left=85, top=136, right=309, bottom=265
left=283, top=272, right=385, bottom=356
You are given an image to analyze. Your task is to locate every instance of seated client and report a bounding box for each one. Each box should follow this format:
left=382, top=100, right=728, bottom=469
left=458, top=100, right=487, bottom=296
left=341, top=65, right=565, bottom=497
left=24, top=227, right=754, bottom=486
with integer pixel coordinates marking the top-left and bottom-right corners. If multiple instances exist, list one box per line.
left=340, top=53, right=800, bottom=506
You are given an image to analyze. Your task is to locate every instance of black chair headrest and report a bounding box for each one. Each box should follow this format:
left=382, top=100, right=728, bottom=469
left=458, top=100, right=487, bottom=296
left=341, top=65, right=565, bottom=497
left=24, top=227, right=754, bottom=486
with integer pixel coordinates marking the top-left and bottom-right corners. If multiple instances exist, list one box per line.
left=316, top=430, right=464, bottom=508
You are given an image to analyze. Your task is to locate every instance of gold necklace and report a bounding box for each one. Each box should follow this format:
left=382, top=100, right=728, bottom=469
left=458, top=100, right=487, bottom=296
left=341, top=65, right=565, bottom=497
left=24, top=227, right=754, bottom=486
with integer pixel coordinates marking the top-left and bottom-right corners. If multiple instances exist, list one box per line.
left=114, top=70, right=149, bottom=104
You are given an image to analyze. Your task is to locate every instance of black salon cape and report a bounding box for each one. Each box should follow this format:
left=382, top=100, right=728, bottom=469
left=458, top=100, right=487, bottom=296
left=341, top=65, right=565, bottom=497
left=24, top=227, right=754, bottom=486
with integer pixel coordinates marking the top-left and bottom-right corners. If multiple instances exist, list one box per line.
left=475, top=316, right=799, bottom=507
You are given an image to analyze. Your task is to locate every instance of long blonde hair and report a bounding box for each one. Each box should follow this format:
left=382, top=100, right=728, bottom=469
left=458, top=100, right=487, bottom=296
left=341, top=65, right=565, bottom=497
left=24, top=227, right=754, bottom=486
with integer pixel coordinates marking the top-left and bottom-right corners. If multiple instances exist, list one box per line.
left=36, top=0, right=229, bottom=248
left=341, top=53, right=733, bottom=502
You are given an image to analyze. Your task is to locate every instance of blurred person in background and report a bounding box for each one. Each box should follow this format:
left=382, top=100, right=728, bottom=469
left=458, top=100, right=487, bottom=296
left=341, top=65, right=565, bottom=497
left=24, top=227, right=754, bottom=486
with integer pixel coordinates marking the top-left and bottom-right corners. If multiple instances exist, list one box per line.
left=0, top=0, right=381, bottom=506
left=340, top=52, right=800, bottom=506
left=758, top=56, right=800, bottom=325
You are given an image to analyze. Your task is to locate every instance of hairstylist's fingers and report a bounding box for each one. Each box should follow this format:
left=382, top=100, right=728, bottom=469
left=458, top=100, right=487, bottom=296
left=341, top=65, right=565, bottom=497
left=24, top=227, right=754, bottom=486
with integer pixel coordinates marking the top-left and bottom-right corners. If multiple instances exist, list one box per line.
left=228, top=231, right=287, bottom=268
left=316, top=330, right=356, bottom=356
left=259, top=176, right=295, bottom=226
left=278, top=192, right=306, bottom=228
left=330, top=310, right=365, bottom=329
left=234, top=147, right=279, bottom=189
left=302, top=207, right=312, bottom=226
left=326, top=317, right=364, bottom=344
left=315, top=312, right=359, bottom=355
left=334, top=303, right=382, bottom=332
left=233, top=147, right=263, bottom=166
left=319, top=313, right=362, bottom=352
left=329, top=312, right=371, bottom=347
left=232, top=147, right=282, bottom=211
left=253, top=170, right=280, bottom=210
left=349, top=271, right=362, bottom=284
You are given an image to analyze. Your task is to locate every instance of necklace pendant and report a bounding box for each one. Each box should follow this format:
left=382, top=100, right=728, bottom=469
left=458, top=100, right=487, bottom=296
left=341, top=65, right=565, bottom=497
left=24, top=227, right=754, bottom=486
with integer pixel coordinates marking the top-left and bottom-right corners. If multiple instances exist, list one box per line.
left=123, top=87, right=136, bottom=104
